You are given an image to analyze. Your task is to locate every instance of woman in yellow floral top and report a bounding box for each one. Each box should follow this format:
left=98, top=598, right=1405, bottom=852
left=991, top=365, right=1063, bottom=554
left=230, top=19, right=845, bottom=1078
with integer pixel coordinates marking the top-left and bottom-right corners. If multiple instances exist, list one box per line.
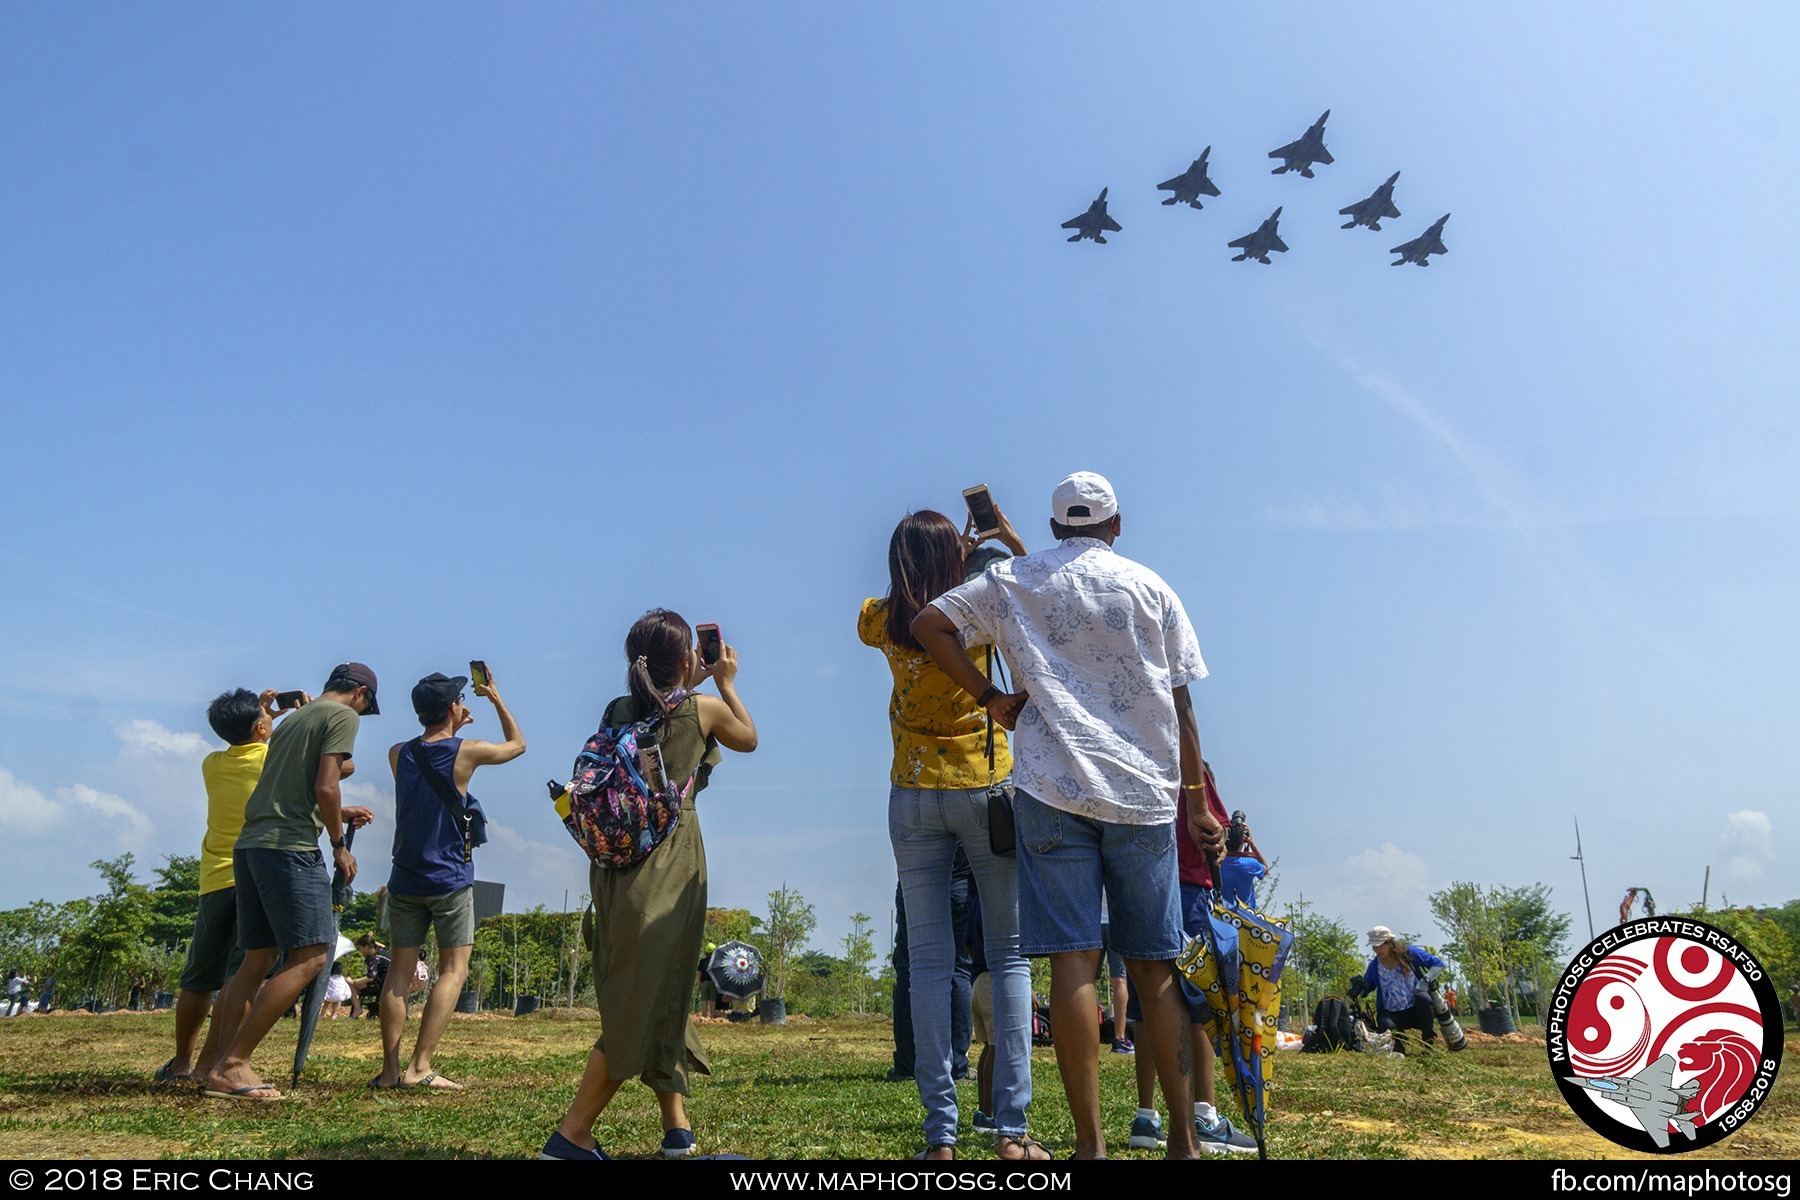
left=860, top=507, right=1047, bottom=1160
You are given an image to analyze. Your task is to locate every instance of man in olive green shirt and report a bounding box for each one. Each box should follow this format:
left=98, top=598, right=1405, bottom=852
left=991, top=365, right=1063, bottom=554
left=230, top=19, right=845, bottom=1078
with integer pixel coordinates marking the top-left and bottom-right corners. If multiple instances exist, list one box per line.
left=202, top=663, right=379, bottom=1101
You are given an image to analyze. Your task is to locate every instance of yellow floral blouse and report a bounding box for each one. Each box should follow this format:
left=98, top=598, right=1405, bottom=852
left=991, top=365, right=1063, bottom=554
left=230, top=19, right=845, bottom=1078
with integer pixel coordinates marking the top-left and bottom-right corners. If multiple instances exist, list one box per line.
left=859, top=596, right=1012, bottom=789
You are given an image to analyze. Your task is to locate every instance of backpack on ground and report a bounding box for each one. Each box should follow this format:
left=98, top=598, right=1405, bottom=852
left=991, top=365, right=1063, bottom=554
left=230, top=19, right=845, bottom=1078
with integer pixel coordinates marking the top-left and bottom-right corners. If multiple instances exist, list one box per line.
left=561, top=692, right=697, bottom=868
left=1302, top=994, right=1363, bottom=1053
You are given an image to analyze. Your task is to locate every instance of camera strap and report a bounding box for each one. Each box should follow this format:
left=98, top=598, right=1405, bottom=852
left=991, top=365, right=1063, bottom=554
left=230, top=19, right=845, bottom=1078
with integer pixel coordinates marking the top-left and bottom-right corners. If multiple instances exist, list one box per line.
left=408, top=737, right=475, bottom=863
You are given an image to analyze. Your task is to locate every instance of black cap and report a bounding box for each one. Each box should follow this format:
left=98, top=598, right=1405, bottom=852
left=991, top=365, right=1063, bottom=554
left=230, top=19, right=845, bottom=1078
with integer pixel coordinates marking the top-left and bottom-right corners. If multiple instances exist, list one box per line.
left=411, top=672, right=468, bottom=717
left=332, top=662, right=380, bottom=716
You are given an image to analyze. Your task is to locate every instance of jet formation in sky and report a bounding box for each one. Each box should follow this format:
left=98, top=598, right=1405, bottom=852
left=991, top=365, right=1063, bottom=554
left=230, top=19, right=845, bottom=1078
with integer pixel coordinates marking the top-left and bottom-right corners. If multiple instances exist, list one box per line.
left=1060, top=110, right=1452, bottom=267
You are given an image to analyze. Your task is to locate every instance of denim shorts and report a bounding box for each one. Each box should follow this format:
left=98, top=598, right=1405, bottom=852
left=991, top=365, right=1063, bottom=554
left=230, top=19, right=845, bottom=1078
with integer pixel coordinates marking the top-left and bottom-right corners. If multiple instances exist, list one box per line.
left=1014, top=789, right=1183, bottom=960
left=1126, top=883, right=1213, bottom=1024
left=233, top=847, right=336, bottom=952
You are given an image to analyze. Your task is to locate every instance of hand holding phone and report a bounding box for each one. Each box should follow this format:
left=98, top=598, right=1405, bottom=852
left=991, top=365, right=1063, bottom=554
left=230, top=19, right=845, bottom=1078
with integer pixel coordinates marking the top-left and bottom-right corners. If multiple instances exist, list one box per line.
left=695, top=624, right=723, bottom=668
left=274, top=690, right=309, bottom=712
left=470, top=661, right=493, bottom=696
left=963, top=485, right=1001, bottom=538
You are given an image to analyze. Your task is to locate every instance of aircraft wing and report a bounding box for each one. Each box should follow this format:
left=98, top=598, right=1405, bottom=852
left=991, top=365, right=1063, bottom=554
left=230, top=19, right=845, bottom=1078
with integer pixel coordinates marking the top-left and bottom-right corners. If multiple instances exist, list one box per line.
left=1428, top=235, right=1447, bottom=255
left=1268, top=140, right=1301, bottom=160
left=1227, top=232, right=1254, bottom=249
left=1060, top=216, right=1084, bottom=230
left=1638, top=1112, right=1673, bottom=1150
left=1101, top=214, right=1122, bottom=232
left=1199, top=178, right=1221, bottom=196
left=1156, top=175, right=1184, bottom=192
left=1389, top=235, right=1421, bottom=256
left=1271, top=235, right=1289, bottom=253
left=1383, top=200, right=1402, bottom=219
left=1338, top=201, right=1364, bottom=217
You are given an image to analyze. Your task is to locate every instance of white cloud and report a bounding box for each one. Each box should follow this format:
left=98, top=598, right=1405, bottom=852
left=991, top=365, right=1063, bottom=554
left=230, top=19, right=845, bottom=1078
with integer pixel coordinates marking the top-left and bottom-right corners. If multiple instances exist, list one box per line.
left=114, top=719, right=210, bottom=759
left=58, top=784, right=155, bottom=853
left=1722, top=809, right=1774, bottom=884
left=0, top=768, right=63, bottom=836
left=1344, top=842, right=1432, bottom=903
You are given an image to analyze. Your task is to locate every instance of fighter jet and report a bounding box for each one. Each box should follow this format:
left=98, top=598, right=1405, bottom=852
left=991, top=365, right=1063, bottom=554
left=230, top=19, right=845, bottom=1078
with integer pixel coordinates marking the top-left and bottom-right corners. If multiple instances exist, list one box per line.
left=1061, top=188, right=1122, bottom=243
left=1568, top=1055, right=1700, bottom=1150
left=1269, top=110, right=1333, bottom=177
left=1228, top=208, right=1288, bottom=263
left=1156, top=147, right=1222, bottom=209
left=1339, top=171, right=1402, bottom=231
left=1389, top=214, right=1450, bottom=266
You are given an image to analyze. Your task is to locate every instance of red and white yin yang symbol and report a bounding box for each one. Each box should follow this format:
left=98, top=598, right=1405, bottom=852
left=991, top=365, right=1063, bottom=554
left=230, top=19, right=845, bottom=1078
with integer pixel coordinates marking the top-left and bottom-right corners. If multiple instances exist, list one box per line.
left=1568, top=936, right=1763, bottom=1125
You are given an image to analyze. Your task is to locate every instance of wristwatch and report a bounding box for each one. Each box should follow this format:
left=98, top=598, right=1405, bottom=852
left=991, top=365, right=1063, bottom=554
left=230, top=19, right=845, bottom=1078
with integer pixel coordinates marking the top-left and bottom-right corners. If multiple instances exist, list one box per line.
left=330, top=837, right=346, bottom=849
left=976, top=685, right=1000, bottom=707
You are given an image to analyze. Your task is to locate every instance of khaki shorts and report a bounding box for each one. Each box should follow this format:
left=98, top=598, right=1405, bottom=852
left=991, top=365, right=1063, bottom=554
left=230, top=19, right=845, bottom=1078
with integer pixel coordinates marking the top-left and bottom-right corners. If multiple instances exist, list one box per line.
left=387, top=886, right=475, bottom=950
left=971, top=970, right=993, bottom=1045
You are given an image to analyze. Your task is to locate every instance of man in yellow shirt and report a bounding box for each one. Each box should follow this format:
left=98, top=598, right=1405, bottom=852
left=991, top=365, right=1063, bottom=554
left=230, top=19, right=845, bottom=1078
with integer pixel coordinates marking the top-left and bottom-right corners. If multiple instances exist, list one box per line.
left=155, top=687, right=310, bottom=1084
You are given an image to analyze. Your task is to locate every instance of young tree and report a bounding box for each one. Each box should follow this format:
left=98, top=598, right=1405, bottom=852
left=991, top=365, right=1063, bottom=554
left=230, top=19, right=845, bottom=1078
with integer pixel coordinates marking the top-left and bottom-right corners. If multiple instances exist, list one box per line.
left=146, top=854, right=201, bottom=948
left=839, top=912, right=875, bottom=1014
left=760, top=884, right=816, bottom=1003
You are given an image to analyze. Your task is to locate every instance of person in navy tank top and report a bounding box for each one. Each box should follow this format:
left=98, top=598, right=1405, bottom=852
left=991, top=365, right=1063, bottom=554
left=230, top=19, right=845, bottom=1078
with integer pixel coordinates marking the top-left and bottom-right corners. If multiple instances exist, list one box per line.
left=370, top=670, right=526, bottom=1090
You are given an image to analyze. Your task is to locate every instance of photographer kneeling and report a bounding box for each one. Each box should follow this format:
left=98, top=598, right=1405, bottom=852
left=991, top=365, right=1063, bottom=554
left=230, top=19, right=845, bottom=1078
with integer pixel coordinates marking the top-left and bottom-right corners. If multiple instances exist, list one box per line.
left=1348, top=926, right=1445, bottom=1056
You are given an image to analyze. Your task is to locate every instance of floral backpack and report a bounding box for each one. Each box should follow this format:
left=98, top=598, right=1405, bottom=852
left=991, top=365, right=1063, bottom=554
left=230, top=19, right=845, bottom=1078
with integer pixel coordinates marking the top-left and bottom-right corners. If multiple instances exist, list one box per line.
left=562, top=691, right=697, bottom=868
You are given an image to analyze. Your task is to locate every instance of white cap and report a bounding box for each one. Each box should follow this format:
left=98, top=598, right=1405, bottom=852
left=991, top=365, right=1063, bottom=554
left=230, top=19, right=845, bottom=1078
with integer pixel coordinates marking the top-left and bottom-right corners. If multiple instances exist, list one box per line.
left=1051, top=471, right=1118, bottom=527
left=1367, top=925, right=1398, bottom=948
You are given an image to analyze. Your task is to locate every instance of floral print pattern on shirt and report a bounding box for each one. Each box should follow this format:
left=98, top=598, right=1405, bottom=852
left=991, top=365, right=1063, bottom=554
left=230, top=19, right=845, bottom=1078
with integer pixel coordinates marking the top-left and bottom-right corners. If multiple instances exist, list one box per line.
left=930, top=538, right=1205, bottom=825
left=858, top=597, right=1012, bottom=789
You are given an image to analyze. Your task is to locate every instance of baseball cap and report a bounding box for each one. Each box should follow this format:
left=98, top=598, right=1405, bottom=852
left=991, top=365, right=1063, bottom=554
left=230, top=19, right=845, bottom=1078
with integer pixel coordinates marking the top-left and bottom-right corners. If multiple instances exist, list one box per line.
left=411, top=672, right=469, bottom=717
left=331, top=662, right=381, bottom=715
left=1367, top=925, right=1398, bottom=948
left=1051, top=471, right=1119, bottom=526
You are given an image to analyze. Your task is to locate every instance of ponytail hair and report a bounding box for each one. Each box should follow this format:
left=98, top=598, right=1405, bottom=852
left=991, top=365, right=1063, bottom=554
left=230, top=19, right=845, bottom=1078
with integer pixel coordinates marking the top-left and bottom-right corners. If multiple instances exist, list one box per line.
left=625, top=608, right=693, bottom=717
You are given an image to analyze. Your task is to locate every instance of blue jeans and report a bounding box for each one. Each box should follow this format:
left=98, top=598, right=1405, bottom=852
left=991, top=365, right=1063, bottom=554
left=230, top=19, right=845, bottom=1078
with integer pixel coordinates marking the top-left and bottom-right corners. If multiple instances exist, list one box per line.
left=889, top=785, right=1032, bottom=1145
left=891, top=873, right=972, bottom=1078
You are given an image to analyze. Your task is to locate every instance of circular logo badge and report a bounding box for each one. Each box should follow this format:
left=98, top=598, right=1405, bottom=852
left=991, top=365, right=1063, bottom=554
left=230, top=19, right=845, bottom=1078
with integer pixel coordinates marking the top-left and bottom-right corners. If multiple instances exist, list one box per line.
left=1547, top=917, right=1783, bottom=1153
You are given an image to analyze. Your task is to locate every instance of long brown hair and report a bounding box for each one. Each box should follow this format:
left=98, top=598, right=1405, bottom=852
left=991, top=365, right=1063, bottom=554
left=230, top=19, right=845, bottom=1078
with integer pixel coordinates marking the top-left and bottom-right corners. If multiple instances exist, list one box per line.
left=885, top=510, right=965, bottom=651
left=625, top=608, right=693, bottom=717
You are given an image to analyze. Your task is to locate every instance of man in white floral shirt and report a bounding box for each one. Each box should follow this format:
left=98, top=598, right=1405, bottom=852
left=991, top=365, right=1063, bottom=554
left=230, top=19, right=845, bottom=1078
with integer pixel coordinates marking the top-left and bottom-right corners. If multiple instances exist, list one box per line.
left=913, top=471, right=1228, bottom=1160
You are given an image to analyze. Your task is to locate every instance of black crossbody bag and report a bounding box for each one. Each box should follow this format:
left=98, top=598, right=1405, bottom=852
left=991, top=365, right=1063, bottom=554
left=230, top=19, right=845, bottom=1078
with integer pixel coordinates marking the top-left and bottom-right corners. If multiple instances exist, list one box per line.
left=407, top=738, right=488, bottom=864
left=984, top=647, right=1017, bottom=857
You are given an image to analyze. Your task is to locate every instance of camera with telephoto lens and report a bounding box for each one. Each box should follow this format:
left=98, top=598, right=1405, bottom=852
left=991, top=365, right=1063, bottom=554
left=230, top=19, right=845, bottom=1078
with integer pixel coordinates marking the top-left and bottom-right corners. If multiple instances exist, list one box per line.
left=1226, top=809, right=1248, bottom=854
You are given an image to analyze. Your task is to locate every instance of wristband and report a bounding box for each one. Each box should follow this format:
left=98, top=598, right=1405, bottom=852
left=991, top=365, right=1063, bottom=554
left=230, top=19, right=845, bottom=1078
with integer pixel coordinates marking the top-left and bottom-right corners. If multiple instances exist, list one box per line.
left=330, top=837, right=346, bottom=849
left=976, top=685, right=1000, bottom=707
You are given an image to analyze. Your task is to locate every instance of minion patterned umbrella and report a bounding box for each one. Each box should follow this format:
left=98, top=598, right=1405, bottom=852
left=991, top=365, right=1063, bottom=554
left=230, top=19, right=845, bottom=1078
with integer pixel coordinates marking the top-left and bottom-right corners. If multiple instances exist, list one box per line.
left=1177, top=897, right=1294, bottom=1159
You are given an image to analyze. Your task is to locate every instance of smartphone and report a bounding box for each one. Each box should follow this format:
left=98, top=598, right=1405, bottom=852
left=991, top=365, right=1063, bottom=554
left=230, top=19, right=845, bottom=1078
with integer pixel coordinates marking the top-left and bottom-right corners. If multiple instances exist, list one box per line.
left=695, top=624, right=723, bottom=667
left=274, top=691, right=307, bottom=709
left=963, top=485, right=1000, bottom=537
left=469, top=660, right=491, bottom=690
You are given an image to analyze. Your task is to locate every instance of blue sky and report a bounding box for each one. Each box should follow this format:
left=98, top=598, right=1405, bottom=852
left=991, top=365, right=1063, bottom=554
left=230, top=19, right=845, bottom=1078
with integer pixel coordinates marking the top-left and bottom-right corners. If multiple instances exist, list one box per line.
left=3, top=3, right=1795, bottom=959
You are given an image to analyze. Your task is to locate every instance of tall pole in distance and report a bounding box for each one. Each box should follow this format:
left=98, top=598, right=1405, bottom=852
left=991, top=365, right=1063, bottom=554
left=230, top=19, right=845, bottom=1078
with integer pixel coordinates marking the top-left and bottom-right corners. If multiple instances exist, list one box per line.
left=1572, top=819, right=1595, bottom=940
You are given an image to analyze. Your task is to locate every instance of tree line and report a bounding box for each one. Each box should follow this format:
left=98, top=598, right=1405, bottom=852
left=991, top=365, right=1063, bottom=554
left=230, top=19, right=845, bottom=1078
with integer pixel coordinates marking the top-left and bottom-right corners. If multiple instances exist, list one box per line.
left=6, top=856, right=1793, bottom=1023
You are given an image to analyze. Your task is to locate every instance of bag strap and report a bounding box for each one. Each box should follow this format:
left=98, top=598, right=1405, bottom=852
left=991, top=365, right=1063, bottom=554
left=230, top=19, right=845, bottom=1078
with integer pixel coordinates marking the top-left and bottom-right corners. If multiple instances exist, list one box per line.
left=408, top=737, right=474, bottom=864
left=984, top=649, right=1011, bottom=786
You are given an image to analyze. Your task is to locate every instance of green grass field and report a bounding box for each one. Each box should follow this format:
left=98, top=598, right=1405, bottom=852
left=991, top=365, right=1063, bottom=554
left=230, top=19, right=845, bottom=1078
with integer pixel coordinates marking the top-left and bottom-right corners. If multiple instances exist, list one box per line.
left=0, top=1012, right=1793, bottom=1161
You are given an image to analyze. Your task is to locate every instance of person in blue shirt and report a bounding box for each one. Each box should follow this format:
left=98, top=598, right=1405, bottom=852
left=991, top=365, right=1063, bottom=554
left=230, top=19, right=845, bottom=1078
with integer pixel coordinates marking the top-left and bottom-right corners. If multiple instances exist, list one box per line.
left=1349, top=926, right=1446, bottom=1055
left=370, top=670, right=526, bottom=1090
left=1217, top=802, right=1267, bottom=911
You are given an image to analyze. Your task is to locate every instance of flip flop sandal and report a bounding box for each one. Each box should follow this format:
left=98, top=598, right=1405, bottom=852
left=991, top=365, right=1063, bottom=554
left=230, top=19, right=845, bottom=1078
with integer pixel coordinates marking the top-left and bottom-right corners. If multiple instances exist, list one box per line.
left=203, top=1085, right=281, bottom=1101
left=998, top=1137, right=1053, bottom=1162
left=153, top=1060, right=190, bottom=1084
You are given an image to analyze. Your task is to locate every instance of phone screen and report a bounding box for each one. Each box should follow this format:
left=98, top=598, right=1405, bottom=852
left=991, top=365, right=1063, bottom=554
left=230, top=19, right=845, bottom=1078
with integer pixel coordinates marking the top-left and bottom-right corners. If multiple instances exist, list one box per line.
left=964, top=486, right=1000, bottom=535
left=470, top=661, right=491, bottom=689
left=274, top=691, right=306, bottom=709
left=696, top=625, right=722, bottom=666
